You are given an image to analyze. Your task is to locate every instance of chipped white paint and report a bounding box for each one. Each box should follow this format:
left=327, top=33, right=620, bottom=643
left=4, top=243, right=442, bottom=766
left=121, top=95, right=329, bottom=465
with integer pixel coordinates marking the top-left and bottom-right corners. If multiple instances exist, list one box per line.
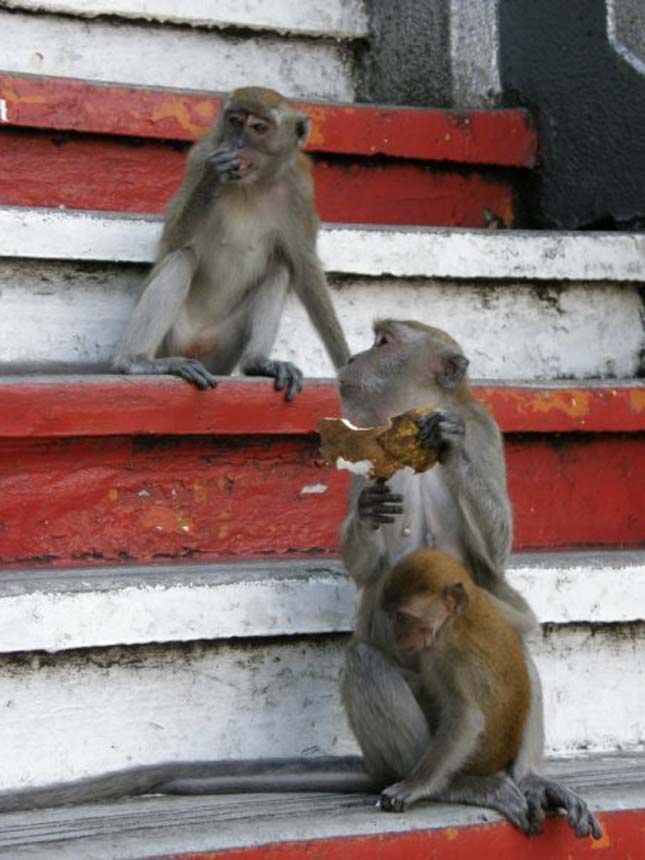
left=1, top=262, right=642, bottom=379
left=0, top=554, right=642, bottom=654
left=2, top=0, right=369, bottom=38
left=336, top=457, right=372, bottom=476
left=0, top=11, right=355, bottom=100
left=0, top=622, right=642, bottom=792
left=299, top=484, right=328, bottom=495
left=0, top=638, right=355, bottom=791
left=0, top=99, right=8, bottom=124
left=3, top=208, right=645, bottom=281
left=450, top=0, right=502, bottom=107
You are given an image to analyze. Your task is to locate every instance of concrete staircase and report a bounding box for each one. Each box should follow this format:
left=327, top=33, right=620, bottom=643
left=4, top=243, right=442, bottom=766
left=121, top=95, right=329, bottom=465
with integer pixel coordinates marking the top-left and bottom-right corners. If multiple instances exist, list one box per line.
left=0, top=2, right=643, bottom=857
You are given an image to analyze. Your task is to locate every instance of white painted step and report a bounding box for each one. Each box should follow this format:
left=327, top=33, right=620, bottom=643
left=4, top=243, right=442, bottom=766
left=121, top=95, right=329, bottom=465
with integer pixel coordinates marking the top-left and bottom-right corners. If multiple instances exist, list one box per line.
left=0, top=753, right=642, bottom=860
left=1, top=552, right=642, bottom=654
left=2, top=0, right=369, bottom=39
left=1, top=207, right=643, bottom=380
left=0, top=8, right=357, bottom=99
left=0, top=553, right=643, bottom=791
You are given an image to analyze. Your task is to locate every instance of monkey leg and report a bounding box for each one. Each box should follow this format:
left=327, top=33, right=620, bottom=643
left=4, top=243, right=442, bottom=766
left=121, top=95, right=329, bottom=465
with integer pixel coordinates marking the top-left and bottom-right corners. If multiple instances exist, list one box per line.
left=342, top=641, right=430, bottom=786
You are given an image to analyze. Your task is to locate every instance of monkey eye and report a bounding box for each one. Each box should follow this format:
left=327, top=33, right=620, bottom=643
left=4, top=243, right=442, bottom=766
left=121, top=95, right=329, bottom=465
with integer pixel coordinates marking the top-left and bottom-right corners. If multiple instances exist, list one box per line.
left=251, top=120, right=269, bottom=135
left=228, top=114, right=244, bottom=128
left=375, top=334, right=390, bottom=347
left=394, top=612, right=408, bottom=626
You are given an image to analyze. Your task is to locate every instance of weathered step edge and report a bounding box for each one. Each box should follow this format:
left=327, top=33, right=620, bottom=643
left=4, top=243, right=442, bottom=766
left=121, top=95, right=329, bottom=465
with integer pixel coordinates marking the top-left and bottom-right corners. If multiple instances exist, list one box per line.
left=1, top=552, right=643, bottom=653
left=2, top=206, right=644, bottom=280
left=0, top=377, right=642, bottom=438
left=0, top=72, right=536, bottom=166
left=0, top=755, right=642, bottom=860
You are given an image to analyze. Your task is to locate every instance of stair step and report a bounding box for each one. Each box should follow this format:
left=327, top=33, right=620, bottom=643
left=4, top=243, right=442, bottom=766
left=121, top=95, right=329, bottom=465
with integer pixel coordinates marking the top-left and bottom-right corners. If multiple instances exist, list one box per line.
left=1, top=207, right=643, bottom=379
left=1, top=551, right=642, bottom=653
left=0, top=604, right=643, bottom=790
left=0, top=754, right=642, bottom=859
left=0, top=379, right=642, bottom=565
left=5, top=0, right=370, bottom=39
left=0, top=11, right=357, bottom=100
left=0, top=73, right=535, bottom=226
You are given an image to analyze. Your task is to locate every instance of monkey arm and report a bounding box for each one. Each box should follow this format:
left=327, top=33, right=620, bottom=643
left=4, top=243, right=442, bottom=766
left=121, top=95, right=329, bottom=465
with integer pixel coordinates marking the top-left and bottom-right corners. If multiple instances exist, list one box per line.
left=114, top=248, right=197, bottom=366
left=380, top=696, right=485, bottom=812
left=341, top=478, right=390, bottom=586
left=290, top=247, right=350, bottom=370
left=238, top=266, right=303, bottom=401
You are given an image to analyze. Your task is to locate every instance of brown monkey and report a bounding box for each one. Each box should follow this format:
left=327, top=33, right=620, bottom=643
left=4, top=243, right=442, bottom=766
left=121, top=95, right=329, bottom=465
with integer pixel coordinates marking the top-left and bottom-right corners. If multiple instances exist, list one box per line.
left=378, top=548, right=530, bottom=814
left=340, top=320, right=601, bottom=837
left=113, top=86, right=350, bottom=400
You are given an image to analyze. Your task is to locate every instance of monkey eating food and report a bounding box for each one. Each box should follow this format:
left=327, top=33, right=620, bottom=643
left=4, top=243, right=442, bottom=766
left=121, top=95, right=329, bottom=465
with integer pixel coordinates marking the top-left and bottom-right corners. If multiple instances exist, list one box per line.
left=340, top=319, right=602, bottom=838
left=378, top=548, right=531, bottom=814
left=113, top=86, right=350, bottom=400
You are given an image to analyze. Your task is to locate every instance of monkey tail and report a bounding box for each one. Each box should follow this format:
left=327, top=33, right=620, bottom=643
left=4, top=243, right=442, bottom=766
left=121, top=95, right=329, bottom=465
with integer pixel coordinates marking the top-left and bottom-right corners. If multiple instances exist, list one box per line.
left=0, top=757, right=374, bottom=813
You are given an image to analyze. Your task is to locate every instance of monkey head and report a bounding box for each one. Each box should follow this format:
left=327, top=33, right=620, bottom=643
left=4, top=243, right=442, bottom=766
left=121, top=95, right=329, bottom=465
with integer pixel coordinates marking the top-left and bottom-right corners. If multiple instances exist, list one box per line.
left=382, top=549, right=470, bottom=653
left=338, top=320, right=470, bottom=425
left=216, top=86, right=310, bottom=183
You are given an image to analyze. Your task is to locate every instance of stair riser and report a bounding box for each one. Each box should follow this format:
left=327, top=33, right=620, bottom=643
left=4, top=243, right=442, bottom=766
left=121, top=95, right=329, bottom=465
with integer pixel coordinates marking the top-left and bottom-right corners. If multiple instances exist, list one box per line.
left=2, top=261, right=643, bottom=380
left=1, top=624, right=643, bottom=792
left=0, top=432, right=642, bottom=566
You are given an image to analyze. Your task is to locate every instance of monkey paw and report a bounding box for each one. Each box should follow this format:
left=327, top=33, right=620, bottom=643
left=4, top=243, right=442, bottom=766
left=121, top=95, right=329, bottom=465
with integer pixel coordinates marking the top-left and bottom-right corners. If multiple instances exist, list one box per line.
left=379, top=780, right=421, bottom=813
left=417, top=410, right=465, bottom=459
left=164, top=357, right=218, bottom=390
left=519, top=773, right=602, bottom=839
left=357, top=481, right=404, bottom=529
left=243, top=358, right=303, bottom=401
left=207, top=147, right=243, bottom=183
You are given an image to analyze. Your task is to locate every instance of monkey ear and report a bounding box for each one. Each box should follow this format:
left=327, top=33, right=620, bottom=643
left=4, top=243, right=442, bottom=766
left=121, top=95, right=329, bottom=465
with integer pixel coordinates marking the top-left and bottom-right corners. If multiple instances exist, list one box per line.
left=437, top=352, right=469, bottom=389
left=295, top=114, right=311, bottom=148
left=443, top=582, right=468, bottom=615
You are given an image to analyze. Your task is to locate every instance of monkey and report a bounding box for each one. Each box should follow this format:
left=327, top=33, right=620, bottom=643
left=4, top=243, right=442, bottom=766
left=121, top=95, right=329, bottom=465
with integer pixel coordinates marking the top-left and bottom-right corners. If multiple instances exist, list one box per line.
left=339, top=319, right=602, bottom=838
left=377, top=547, right=531, bottom=815
left=113, top=86, right=350, bottom=400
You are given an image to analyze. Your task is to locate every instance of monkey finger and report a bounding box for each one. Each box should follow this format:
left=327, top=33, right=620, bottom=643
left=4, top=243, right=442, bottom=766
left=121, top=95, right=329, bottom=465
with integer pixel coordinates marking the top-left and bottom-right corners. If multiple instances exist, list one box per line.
left=285, top=367, right=304, bottom=402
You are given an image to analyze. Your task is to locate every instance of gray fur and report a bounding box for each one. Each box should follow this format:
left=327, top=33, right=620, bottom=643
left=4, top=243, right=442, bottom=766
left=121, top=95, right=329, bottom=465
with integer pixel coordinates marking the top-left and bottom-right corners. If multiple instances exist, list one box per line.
left=339, top=320, right=600, bottom=837
left=113, top=87, right=349, bottom=394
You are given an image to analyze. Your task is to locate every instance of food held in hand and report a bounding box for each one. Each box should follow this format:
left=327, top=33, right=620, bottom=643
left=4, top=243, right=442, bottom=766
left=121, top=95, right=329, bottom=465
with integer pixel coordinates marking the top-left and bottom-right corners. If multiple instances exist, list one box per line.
left=317, top=407, right=439, bottom=480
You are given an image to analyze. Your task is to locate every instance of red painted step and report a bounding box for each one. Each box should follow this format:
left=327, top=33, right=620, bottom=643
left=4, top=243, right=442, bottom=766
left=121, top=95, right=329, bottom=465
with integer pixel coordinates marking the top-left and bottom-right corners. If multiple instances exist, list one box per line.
left=0, top=73, right=536, bottom=227
left=0, top=379, right=641, bottom=568
left=162, top=808, right=640, bottom=860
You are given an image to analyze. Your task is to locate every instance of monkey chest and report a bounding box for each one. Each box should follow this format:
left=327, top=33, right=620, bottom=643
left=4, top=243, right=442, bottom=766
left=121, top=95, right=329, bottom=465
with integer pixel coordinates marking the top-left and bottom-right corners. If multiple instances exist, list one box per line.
left=196, top=200, right=279, bottom=296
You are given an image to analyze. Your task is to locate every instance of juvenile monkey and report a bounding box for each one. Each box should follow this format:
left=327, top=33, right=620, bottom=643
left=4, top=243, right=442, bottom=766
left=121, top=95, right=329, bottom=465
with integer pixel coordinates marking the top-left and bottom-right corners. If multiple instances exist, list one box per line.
left=378, top=548, right=530, bottom=814
left=340, top=320, right=601, bottom=837
left=114, top=86, right=350, bottom=400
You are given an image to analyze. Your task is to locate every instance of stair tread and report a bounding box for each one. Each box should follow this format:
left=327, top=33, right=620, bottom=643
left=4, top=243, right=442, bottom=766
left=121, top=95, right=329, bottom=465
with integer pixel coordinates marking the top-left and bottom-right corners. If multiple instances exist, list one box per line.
left=0, top=753, right=642, bottom=859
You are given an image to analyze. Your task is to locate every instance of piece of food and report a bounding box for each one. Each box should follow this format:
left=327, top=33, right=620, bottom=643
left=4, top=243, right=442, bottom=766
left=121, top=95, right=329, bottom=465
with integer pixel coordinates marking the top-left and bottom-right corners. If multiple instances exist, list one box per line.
left=317, top=407, right=439, bottom=480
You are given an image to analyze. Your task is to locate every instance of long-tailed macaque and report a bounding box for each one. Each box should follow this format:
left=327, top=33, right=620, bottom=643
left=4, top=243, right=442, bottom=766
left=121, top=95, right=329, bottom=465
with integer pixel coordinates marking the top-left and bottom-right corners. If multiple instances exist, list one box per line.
left=113, top=86, right=350, bottom=400
left=379, top=548, right=531, bottom=815
left=340, top=319, right=602, bottom=838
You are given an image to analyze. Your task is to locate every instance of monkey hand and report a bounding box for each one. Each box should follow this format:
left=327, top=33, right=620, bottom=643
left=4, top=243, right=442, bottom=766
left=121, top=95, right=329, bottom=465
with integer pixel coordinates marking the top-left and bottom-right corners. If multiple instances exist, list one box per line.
left=417, top=410, right=465, bottom=461
left=206, top=147, right=244, bottom=183
left=242, top=358, right=303, bottom=401
left=357, top=480, right=404, bottom=530
left=379, top=779, right=423, bottom=812
left=518, top=773, right=603, bottom=839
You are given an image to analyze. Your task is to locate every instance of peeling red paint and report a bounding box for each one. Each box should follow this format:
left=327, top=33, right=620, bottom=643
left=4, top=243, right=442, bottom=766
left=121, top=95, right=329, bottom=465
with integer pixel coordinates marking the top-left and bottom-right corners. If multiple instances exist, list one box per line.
left=0, top=381, right=642, bottom=566
left=0, top=379, right=642, bottom=439
left=0, top=73, right=537, bottom=166
left=0, top=130, right=517, bottom=227
left=156, top=808, right=641, bottom=860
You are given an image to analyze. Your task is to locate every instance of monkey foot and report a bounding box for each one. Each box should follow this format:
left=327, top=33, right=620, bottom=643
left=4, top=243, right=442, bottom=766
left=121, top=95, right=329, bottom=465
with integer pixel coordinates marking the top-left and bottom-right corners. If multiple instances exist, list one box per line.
left=519, top=773, right=603, bottom=839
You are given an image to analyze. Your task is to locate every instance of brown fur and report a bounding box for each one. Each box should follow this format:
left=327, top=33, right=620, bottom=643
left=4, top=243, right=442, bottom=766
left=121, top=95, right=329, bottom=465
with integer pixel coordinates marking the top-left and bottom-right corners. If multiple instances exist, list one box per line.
left=383, top=549, right=531, bottom=775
